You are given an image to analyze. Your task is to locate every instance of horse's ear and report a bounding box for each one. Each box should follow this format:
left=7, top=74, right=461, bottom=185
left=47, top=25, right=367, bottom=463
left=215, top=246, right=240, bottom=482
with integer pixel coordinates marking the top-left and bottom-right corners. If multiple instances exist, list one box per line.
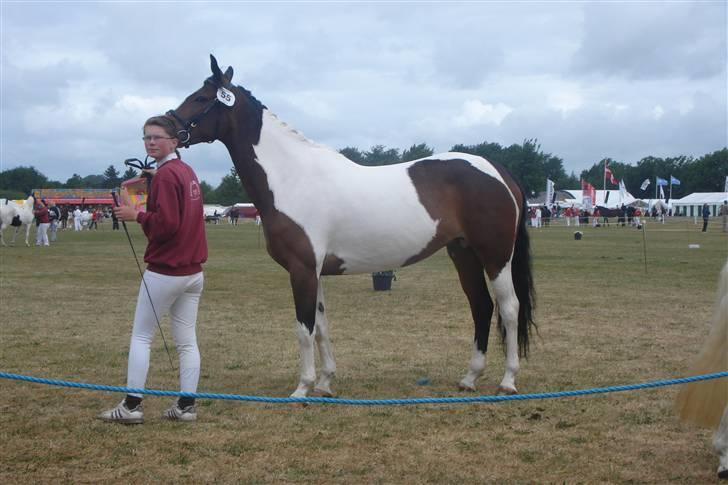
left=210, top=54, right=223, bottom=82
left=224, top=65, right=233, bottom=82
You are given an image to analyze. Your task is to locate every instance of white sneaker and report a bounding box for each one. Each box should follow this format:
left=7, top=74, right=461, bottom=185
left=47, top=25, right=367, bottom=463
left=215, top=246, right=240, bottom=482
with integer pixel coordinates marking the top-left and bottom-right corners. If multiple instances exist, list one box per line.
left=162, top=401, right=197, bottom=422
left=97, top=400, right=144, bottom=424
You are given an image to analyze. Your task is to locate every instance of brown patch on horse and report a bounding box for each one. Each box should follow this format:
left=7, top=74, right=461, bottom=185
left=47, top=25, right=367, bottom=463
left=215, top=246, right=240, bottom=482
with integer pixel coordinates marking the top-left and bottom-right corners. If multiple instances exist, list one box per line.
left=321, top=254, right=346, bottom=275
left=407, top=158, right=519, bottom=279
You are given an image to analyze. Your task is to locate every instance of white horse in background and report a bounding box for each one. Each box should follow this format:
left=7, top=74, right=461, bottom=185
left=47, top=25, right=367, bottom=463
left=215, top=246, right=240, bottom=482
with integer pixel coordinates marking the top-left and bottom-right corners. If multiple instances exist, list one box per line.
left=675, top=260, right=728, bottom=479
left=0, top=196, right=35, bottom=247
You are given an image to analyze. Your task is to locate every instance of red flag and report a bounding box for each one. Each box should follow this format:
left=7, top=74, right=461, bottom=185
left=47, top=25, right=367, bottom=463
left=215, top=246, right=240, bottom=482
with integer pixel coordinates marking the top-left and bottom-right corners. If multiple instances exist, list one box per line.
left=605, top=162, right=618, bottom=185
left=581, top=179, right=596, bottom=209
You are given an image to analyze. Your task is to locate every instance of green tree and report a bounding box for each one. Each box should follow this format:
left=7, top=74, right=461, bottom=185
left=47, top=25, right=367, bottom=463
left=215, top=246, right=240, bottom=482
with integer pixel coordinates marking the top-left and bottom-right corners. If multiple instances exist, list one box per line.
left=65, top=173, right=84, bottom=188
left=361, top=145, right=400, bottom=166
left=122, top=167, right=138, bottom=180
left=81, top=174, right=107, bottom=189
left=214, top=168, right=249, bottom=205
left=339, top=147, right=365, bottom=164
left=103, top=165, right=122, bottom=188
left=401, top=143, right=435, bottom=162
left=199, top=180, right=216, bottom=203
left=0, top=166, right=48, bottom=194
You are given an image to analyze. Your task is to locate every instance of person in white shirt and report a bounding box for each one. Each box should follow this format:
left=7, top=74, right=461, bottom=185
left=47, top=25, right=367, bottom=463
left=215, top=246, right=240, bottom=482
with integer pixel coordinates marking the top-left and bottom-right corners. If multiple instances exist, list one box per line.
left=73, top=206, right=82, bottom=231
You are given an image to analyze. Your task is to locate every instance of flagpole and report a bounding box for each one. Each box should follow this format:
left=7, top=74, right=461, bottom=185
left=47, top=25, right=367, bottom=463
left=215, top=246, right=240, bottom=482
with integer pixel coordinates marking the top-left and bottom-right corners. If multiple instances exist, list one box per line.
left=603, top=160, right=607, bottom=203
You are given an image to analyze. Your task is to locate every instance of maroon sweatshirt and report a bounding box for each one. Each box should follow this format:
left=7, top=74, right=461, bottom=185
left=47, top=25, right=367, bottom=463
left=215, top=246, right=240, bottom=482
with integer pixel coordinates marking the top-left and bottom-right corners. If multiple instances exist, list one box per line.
left=136, top=158, right=208, bottom=276
left=34, top=206, right=49, bottom=223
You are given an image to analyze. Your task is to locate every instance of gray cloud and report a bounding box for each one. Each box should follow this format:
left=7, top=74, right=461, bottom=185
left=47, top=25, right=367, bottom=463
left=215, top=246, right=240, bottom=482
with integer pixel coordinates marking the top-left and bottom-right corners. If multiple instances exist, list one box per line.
left=1, top=2, right=725, bottom=187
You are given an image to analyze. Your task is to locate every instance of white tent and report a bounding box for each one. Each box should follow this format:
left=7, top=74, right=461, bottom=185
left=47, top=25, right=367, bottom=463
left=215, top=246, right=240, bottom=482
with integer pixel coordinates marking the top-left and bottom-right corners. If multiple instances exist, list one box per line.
left=671, top=193, right=728, bottom=217
left=560, top=189, right=638, bottom=209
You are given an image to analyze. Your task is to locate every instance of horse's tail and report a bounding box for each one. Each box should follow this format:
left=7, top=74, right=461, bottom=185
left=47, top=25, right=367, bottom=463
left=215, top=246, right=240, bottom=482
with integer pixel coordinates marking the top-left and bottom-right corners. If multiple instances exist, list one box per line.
left=674, top=260, right=728, bottom=429
left=510, top=187, right=536, bottom=358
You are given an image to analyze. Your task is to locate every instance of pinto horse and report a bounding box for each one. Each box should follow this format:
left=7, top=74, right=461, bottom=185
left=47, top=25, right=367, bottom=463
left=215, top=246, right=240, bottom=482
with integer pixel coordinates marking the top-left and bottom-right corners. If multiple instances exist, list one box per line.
left=166, top=55, right=535, bottom=398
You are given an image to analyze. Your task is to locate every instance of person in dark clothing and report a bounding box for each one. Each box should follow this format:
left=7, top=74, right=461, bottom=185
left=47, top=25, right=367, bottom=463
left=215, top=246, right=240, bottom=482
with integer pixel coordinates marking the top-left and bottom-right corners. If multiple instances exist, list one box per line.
left=702, top=203, right=711, bottom=232
left=111, top=209, right=119, bottom=230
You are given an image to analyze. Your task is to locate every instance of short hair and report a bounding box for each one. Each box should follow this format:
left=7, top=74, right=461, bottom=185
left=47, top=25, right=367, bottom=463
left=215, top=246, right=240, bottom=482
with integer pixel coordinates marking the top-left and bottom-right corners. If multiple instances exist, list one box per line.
left=144, top=115, right=178, bottom=139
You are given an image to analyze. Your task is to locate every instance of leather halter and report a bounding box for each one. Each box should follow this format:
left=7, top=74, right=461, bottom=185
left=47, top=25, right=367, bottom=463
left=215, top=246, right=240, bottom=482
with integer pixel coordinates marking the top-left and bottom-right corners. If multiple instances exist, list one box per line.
left=165, top=81, right=223, bottom=148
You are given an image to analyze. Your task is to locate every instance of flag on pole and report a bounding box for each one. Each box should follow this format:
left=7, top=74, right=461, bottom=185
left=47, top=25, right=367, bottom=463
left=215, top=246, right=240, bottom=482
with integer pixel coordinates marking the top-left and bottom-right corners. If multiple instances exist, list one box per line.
left=619, top=180, right=627, bottom=200
left=640, top=178, right=650, bottom=191
left=581, top=179, right=596, bottom=211
left=545, top=179, right=555, bottom=208
left=604, top=161, right=618, bottom=185
left=659, top=185, right=665, bottom=199
left=656, top=177, right=668, bottom=186
left=670, top=175, right=681, bottom=186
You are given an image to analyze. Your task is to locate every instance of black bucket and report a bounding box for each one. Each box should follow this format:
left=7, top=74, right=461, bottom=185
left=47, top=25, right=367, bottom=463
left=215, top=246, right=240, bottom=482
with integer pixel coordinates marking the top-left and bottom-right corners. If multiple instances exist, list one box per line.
left=372, top=274, right=394, bottom=291
left=574, top=231, right=583, bottom=240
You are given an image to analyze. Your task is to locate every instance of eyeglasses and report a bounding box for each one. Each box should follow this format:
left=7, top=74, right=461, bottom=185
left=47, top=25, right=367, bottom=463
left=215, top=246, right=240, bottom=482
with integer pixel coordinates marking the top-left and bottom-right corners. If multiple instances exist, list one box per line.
left=142, top=135, right=176, bottom=142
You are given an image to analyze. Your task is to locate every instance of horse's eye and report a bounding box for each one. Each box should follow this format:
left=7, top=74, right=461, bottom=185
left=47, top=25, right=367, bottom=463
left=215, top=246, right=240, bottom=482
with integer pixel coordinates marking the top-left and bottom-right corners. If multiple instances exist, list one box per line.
left=194, top=96, right=207, bottom=102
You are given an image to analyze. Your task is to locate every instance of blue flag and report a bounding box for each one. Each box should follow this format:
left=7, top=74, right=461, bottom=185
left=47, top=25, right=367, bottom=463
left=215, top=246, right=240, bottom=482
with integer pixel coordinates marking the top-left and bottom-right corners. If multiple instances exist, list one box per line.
left=670, top=175, right=681, bottom=185
left=656, top=177, right=668, bottom=186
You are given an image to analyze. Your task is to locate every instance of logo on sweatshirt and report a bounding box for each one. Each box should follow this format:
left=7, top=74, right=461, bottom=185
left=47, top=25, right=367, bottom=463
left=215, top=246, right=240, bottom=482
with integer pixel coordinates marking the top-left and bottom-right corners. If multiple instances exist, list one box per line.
left=190, top=181, right=201, bottom=200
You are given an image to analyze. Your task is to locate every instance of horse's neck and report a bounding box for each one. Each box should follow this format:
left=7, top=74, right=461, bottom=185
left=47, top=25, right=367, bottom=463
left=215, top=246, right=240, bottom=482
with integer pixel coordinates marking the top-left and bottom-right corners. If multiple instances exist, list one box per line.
left=256, top=110, right=348, bottom=175
left=224, top=110, right=351, bottom=216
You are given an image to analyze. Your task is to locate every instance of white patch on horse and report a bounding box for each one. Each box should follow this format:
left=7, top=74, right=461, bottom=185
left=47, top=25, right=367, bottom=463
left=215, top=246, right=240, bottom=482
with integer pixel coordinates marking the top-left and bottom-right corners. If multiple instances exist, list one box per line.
left=254, top=110, right=440, bottom=274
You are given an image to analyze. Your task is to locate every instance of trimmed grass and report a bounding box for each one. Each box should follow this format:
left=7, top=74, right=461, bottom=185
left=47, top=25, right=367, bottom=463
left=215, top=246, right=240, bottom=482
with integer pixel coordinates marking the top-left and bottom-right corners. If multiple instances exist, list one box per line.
left=1, top=217, right=726, bottom=483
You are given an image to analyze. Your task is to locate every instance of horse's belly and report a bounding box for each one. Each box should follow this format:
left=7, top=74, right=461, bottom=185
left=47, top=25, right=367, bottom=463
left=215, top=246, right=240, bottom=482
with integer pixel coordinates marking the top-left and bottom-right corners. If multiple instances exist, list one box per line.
left=327, top=219, right=438, bottom=274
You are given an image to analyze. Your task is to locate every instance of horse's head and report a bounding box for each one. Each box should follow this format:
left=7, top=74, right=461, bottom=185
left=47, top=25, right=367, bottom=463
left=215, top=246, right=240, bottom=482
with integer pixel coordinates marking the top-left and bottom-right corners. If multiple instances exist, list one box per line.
left=166, top=55, right=265, bottom=149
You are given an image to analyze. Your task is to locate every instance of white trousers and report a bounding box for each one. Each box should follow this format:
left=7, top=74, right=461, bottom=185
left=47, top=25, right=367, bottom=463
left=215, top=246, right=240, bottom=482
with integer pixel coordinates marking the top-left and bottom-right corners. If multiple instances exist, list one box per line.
left=35, top=223, right=49, bottom=246
left=74, top=218, right=81, bottom=231
left=127, top=270, right=204, bottom=397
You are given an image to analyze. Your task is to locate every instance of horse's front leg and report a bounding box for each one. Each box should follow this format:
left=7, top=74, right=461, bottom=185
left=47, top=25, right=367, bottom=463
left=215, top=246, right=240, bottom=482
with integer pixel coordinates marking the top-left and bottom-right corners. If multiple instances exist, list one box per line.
left=289, top=267, right=319, bottom=398
left=24, top=224, right=31, bottom=247
left=312, top=282, right=336, bottom=397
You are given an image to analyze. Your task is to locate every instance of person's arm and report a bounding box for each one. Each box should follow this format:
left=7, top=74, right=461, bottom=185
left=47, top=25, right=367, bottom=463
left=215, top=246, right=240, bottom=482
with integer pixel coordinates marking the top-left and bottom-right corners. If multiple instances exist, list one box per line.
left=136, top=178, right=182, bottom=242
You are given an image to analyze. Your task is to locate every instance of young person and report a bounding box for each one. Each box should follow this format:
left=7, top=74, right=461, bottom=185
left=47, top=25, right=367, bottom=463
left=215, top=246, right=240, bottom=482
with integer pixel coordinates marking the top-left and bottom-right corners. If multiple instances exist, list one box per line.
left=99, top=115, right=208, bottom=424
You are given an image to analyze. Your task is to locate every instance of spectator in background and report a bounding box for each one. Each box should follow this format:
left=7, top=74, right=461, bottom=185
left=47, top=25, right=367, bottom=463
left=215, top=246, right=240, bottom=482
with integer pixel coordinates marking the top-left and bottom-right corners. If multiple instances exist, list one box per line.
left=60, top=206, right=69, bottom=230
left=88, top=209, right=98, bottom=230
left=48, top=202, right=60, bottom=242
left=111, top=207, right=120, bottom=230
left=720, top=200, right=728, bottom=233
left=702, top=203, right=711, bottom=232
left=73, top=206, right=82, bottom=231
left=34, top=200, right=50, bottom=247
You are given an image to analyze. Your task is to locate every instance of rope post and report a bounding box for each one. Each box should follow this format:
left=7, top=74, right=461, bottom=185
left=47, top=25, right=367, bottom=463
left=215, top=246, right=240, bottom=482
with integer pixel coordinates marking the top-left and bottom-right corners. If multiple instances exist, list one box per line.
left=641, top=223, right=648, bottom=274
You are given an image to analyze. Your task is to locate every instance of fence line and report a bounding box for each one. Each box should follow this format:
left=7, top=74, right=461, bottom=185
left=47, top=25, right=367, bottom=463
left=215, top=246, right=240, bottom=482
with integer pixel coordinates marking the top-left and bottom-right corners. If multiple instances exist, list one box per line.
left=1, top=371, right=726, bottom=406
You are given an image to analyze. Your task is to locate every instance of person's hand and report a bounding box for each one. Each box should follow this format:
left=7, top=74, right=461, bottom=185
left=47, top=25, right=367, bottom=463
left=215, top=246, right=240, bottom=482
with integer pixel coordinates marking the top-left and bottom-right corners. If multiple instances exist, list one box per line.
left=113, top=191, right=139, bottom=222
left=142, top=168, right=157, bottom=178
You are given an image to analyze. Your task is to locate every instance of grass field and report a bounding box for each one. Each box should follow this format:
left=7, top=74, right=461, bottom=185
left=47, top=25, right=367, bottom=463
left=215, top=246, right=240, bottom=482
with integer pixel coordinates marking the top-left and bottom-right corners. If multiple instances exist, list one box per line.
left=1, top=217, right=727, bottom=483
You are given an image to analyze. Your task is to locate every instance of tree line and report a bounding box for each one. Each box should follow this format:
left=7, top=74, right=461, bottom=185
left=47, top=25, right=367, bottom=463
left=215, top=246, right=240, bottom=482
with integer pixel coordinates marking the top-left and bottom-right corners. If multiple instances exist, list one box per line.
left=1, top=141, right=726, bottom=204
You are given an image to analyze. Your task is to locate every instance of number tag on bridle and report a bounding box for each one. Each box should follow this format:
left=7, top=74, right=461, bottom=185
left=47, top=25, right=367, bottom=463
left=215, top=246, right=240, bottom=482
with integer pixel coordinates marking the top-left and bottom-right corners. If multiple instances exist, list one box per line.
left=217, top=87, right=235, bottom=107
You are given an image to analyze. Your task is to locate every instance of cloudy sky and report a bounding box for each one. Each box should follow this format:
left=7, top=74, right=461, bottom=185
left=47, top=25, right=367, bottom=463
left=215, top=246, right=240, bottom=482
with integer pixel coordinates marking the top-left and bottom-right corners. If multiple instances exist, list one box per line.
left=2, top=1, right=726, bottom=186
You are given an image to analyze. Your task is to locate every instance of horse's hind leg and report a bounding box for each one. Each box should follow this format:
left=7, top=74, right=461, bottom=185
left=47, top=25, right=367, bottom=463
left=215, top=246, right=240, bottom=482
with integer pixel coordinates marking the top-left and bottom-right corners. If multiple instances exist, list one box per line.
left=447, top=240, right=494, bottom=392
left=489, top=263, right=521, bottom=394
left=312, top=282, right=336, bottom=397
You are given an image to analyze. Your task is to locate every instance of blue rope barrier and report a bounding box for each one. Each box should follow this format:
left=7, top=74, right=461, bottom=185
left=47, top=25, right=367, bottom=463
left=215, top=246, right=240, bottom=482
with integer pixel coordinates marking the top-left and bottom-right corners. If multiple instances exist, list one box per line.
left=1, top=371, right=726, bottom=406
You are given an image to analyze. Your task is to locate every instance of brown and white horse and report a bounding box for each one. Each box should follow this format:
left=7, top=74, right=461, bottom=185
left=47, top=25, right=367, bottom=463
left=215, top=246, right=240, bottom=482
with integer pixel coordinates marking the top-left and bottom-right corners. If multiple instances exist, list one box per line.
left=166, top=55, right=535, bottom=398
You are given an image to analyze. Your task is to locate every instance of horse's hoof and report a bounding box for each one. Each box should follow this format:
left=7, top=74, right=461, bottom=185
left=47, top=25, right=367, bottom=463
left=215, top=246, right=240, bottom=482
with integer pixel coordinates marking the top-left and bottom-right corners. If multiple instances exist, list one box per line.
left=292, top=402, right=308, bottom=408
left=311, top=388, right=335, bottom=398
left=496, top=385, right=518, bottom=395
left=458, top=382, right=476, bottom=392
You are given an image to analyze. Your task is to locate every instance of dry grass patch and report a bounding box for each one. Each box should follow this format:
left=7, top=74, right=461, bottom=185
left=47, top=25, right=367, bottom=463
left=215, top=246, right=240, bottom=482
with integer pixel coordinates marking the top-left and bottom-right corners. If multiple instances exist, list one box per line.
left=1, top=219, right=726, bottom=483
